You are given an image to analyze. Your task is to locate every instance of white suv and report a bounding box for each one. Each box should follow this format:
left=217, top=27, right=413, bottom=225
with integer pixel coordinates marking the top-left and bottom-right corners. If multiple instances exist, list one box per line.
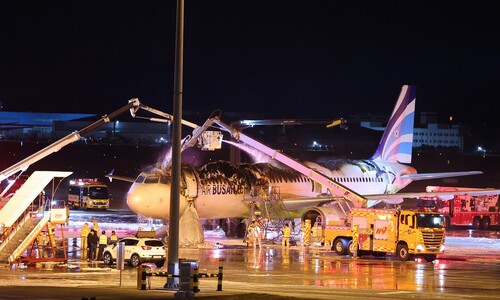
left=102, top=237, right=166, bottom=267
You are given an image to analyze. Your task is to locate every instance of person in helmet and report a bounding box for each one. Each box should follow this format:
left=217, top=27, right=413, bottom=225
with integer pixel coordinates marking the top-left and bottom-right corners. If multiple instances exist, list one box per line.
left=80, top=222, right=90, bottom=260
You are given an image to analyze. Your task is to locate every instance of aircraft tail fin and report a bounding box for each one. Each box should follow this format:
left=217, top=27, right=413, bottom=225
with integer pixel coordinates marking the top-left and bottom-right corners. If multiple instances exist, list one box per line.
left=370, top=85, right=416, bottom=164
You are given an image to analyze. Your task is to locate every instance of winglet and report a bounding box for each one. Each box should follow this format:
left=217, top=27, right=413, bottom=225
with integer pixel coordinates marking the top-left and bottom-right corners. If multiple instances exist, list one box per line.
left=106, top=169, right=114, bottom=182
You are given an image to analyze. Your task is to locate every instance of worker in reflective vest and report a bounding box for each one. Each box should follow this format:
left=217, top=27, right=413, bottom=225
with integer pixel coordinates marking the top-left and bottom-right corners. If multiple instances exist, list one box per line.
left=281, top=223, right=291, bottom=247
left=97, top=230, right=108, bottom=260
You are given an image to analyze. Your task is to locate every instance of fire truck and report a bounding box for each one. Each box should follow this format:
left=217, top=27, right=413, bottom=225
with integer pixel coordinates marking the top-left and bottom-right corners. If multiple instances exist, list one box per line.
left=67, top=178, right=110, bottom=210
left=416, top=187, right=499, bottom=230
left=322, top=208, right=445, bottom=262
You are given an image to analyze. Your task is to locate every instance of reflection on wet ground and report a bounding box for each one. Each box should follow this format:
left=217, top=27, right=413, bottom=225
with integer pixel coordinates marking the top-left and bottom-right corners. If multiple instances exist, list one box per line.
left=3, top=209, right=499, bottom=299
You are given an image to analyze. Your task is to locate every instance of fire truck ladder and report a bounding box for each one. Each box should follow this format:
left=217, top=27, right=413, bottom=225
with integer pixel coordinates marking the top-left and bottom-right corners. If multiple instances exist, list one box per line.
left=0, top=171, right=72, bottom=265
left=210, top=117, right=367, bottom=208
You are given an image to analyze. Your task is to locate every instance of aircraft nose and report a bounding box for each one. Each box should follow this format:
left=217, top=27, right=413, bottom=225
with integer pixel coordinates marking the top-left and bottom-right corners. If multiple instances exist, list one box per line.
left=126, top=184, right=152, bottom=214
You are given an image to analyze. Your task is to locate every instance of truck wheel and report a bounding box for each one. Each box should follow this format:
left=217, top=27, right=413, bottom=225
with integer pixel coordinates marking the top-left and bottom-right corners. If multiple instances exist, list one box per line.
left=422, top=254, right=436, bottom=262
left=443, top=216, right=451, bottom=229
left=347, top=240, right=356, bottom=257
left=332, top=238, right=348, bottom=255
left=396, top=244, right=410, bottom=261
left=481, top=217, right=491, bottom=230
left=472, top=217, right=481, bottom=229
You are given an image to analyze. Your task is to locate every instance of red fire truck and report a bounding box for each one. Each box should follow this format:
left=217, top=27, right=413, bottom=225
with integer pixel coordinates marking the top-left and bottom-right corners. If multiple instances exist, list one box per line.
left=416, top=187, right=499, bottom=230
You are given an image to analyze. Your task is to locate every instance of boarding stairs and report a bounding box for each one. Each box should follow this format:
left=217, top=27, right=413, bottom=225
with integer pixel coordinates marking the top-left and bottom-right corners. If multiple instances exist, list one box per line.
left=0, top=171, right=72, bottom=264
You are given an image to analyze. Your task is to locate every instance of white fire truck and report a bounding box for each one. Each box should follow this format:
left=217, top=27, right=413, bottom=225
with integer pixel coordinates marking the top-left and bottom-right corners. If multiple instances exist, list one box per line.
left=67, top=178, right=110, bottom=210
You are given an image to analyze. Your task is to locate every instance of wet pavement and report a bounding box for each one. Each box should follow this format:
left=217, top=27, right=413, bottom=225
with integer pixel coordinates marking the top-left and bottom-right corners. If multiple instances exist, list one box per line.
left=0, top=210, right=499, bottom=299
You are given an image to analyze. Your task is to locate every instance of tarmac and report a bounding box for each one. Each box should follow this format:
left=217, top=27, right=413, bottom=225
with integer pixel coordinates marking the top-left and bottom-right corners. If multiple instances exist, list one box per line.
left=0, top=286, right=299, bottom=300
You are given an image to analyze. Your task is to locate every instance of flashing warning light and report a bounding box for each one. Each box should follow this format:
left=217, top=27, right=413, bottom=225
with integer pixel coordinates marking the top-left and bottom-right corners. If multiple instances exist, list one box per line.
left=69, top=178, right=102, bottom=185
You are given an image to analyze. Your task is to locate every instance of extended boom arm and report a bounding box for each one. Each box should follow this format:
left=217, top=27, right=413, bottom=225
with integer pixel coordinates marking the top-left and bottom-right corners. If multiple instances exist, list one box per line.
left=0, top=99, right=142, bottom=183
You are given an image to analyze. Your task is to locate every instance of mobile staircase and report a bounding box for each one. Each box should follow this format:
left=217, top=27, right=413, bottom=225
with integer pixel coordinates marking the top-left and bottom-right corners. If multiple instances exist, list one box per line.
left=0, top=171, right=72, bottom=265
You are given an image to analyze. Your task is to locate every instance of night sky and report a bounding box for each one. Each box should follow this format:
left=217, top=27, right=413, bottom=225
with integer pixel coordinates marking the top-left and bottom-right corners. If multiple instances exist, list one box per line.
left=1, top=1, right=499, bottom=128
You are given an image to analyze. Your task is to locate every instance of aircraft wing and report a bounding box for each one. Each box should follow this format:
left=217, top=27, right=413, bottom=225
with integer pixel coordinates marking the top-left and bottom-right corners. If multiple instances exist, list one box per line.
left=364, top=188, right=500, bottom=206
left=278, top=196, right=342, bottom=211
left=401, top=171, right=483, bottom=181
left=278, top=187, right=500, bottom=210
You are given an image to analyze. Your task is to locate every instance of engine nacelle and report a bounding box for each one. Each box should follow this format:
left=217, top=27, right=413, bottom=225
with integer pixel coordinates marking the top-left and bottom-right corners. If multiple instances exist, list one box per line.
left=301, top=206, right=349, bottom=227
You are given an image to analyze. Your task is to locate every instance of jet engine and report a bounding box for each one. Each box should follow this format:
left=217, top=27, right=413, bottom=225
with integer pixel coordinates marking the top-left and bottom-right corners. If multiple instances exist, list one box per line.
left=301, top=206, right=350, bottom=227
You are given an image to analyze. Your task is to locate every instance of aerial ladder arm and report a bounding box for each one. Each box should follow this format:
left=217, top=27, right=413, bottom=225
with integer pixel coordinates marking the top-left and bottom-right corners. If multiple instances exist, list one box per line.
left=209, top=117, right=366, bottom=207
left=0, top=98, right=143, bottom=183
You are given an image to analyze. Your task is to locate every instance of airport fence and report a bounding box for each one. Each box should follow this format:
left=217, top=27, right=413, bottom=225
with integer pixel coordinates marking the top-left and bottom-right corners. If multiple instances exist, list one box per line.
left=137, top=264, right=223, bottom=293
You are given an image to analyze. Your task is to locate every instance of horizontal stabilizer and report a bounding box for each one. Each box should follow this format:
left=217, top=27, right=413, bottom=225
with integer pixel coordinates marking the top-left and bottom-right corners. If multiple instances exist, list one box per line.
left=401, top=171, right=482, bottom=181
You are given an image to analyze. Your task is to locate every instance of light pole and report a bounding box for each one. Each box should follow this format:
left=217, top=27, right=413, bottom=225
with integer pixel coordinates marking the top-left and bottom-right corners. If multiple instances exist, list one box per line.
left=165, top=0, right=184, bottom=289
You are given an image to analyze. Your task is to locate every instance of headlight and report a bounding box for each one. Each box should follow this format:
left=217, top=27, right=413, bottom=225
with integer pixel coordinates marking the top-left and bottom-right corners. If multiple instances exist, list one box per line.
left=416, top=244, right=425, bottom=252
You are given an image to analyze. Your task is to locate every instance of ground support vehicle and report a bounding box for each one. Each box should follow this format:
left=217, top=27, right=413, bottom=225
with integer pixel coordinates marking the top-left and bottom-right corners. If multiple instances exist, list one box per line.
left=67, top=178, right=110, bottom=210
left=102, top=237, right=166, bottom=268
left=324, top=208, right=445, bottom=262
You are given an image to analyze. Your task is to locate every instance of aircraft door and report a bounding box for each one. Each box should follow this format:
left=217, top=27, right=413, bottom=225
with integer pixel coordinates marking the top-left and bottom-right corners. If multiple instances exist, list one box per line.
left=182, top=168, right=198, bottom=198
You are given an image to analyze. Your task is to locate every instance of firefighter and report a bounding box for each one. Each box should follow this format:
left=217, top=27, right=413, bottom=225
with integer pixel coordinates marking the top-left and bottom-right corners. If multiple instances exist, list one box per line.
left=97, top=230, right=108, bottom=260
left=252, top=220, right=262, bottom=250
left=281, top=223, right=291, bottom=247
left=246, top=221, right=255, bottom=247
left=80, top=222, right=90, bottom=259
left=92, top=219, right=99, bottom=233
left=37, top=231, right=48, bottom=258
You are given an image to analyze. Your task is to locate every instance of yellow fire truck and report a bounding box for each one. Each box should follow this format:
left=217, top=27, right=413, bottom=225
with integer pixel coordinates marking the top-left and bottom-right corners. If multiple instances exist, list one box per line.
left=323, top=208, right=445, bottom=262
left=67, top=178, right=110, bottom=210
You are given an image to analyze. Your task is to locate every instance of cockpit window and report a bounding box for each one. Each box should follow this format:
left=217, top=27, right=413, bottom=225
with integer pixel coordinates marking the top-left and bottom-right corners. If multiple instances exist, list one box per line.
left=160, top=175, right=170, bottom=184
left=135, top=175, right=146, bottom=183
left=145, top=176, right=160, bottom=184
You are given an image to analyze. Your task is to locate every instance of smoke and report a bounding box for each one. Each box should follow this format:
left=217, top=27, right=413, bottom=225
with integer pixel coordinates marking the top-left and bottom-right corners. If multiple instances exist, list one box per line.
left=223, top=140, right=273, bottom=164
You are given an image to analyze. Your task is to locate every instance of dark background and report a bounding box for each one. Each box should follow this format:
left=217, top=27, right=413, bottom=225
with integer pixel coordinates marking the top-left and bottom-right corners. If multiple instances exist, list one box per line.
left=1, top=1, right=499, bottom=129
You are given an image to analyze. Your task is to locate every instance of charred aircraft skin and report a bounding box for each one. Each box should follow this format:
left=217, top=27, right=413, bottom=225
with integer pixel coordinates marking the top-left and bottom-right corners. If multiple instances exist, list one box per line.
left=126, top=158, right=416, bottom=220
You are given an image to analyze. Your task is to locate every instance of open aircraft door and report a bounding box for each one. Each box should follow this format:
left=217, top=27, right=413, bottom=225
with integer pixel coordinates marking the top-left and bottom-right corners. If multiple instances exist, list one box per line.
left=181, top=166, right=198, bottom=199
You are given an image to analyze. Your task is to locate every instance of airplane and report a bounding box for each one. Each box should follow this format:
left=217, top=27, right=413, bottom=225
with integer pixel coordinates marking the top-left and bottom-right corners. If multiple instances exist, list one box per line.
left=108, top=85, right=500, bottom=242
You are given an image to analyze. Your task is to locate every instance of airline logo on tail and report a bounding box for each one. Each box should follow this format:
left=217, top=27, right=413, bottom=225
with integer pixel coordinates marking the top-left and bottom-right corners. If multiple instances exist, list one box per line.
left=371, top=85, right=416, bottom=164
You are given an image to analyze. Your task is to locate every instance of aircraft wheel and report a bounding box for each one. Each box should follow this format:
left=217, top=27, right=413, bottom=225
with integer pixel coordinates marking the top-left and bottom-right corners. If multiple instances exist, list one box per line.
left=332, top=238, right=348, bottom=255
left=220, top=220, right=229, bottom=237
left=236, top=221, right=246, bottom=238
left=397, top=243, right=410, bottom=261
